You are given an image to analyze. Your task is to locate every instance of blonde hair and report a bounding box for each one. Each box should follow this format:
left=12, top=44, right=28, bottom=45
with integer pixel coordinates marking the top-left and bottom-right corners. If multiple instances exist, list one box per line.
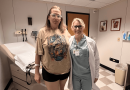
left=45, top=6, right=66, bottom=33
left=71, top=18, right=85, bottom=29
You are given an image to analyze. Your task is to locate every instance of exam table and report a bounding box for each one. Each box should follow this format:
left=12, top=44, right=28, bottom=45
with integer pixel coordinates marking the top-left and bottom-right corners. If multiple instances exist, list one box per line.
left=0, top=42, right=47, bottom=90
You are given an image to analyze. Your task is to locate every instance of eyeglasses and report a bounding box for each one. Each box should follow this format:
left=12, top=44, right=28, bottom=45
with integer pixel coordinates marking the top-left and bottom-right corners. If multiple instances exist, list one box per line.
left=50, top=13, right=62, bottom=19
left=73, top=25, right=82, bottom=29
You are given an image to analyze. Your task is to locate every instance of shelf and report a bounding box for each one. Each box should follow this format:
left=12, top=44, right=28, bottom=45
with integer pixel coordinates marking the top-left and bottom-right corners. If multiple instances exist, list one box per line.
left=123, top=40, right=130, bottom=42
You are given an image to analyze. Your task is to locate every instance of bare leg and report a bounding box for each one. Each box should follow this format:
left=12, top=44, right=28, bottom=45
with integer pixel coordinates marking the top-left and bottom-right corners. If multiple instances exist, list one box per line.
left=44, top=80, right=60, bottom=90
left=59, top=78, right=68, bottom=90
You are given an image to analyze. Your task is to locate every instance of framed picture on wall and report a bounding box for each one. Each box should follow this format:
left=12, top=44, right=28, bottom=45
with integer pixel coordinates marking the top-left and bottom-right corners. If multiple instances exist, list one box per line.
left=111, top=18, right=121, bottom=31
left=100, top=20, right=107, bottom=32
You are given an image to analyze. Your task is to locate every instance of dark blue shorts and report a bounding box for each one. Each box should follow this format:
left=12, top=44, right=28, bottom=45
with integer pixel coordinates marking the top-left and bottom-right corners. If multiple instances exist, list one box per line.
left=42, top=66, right=70, bottom=82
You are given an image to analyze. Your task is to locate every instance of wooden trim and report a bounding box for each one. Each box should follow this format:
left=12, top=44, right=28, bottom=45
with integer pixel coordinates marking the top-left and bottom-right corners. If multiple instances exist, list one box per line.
left=66, top=11, right=90, bottom=36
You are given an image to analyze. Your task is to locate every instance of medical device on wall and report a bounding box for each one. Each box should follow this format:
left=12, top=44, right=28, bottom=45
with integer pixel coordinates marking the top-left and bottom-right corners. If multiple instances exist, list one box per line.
left=15, top=29, right=28, bottom=42
left=31, top=31, right=38, bottom=41
left=21, top=29, right=24, bottom=42
left=25, top=29, right=27, bottom=41
left=21, top=29, right=27, bottom=42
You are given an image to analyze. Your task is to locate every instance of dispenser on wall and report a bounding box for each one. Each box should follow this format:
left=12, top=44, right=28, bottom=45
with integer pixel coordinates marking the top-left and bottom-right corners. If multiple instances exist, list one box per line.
left=31, top=31, right=38, bottom=41
left=123, top=31, right=130, bottom=41
left=28, top=17, right=32, bottom=25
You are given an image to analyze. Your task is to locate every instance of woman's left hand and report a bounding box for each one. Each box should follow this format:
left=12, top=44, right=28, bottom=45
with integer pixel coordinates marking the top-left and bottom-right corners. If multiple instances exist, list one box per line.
left=94, top=78, right=98, bottom=83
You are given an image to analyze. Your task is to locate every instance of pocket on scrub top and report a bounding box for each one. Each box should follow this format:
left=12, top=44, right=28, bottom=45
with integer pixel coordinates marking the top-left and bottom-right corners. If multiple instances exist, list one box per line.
left=81, top=49, right=88, bottom=57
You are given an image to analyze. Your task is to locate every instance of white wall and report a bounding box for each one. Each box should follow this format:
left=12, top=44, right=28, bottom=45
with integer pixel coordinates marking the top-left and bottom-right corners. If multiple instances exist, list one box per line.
left=121, top=0, right=130, bottom=65
left=0, top=0, right=16, bottom=43
left=0, top=0, right=98, bottom=46
left=89, top=9, right=99, bottom=41
left=13, top=0, right=48, bottom=46
left=0, top=0, right=99, bottom=89
left=97, top=0, right=129, bottom=69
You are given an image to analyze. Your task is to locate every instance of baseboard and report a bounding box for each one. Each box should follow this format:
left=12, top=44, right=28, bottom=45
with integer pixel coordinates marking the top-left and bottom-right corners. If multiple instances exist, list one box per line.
left=4, top=78, right=13, bottom=90
left=100, top=64, right=115, bottom=73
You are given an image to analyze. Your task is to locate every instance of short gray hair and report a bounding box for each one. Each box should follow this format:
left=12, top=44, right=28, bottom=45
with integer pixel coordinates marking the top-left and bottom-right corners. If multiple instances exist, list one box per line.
left=71, top=18, right=85, bottom=29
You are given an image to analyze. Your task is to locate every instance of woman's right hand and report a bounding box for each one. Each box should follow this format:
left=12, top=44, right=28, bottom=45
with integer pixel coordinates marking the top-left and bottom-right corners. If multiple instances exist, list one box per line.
left=34, top=73, right=41, bottom=83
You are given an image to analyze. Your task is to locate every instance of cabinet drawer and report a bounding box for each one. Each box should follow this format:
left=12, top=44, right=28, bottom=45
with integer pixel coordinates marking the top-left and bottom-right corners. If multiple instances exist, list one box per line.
left=12, top=70, right=35, bottom=83
left=10, top=64, right=34, bottom=76
left=12, top=76, right=33, bottom=89
left=10, top=64, right=25, bottom=75
left=13, top=82, right=29, bottom=90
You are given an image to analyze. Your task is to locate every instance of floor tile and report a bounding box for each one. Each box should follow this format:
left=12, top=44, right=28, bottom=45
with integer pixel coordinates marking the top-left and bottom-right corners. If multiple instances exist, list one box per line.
left=106, top=75, right=115, bottom=83
left=99, top=68, right=104, bottom=72
left=95, top=79, right=106, bottom=88
left=105, top=70, right=114, bottom=75
left=100, top=86, right=112, bottom=90
left=99, top=73, right=105, bottom=79
left=107, top=83, right=124, bottom=90
left=100, top=77, right=113, bottom=85
left=100, top=71, right=111, bottom=76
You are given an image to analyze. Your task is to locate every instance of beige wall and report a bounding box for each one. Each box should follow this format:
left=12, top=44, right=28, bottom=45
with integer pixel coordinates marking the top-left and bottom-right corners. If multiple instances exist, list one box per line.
left=97, top=0, right=130, bottom=69
left=120, top=0, right=130, bottom=65
left=0, top=52, right=11, bottom=90
left=0, top=0, right=99, bottom=89
left=0, top=5, right=5, bottom=90
left=0, top=0, right=98, bottom=46
left=0, top=13, right=4, bottom=45
left=0, top=0, right=16, bottom=43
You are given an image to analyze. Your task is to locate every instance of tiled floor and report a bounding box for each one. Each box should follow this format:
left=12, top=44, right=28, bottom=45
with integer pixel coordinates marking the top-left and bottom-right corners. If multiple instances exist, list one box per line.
left=8, top=66, right=125, bottom=90
left=96, top=67, right=124, bottom=90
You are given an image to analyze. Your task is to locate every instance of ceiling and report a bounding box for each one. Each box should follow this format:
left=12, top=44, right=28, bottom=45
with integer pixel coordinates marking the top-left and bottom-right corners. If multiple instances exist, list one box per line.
left=37, top=0, right=121, bottom=8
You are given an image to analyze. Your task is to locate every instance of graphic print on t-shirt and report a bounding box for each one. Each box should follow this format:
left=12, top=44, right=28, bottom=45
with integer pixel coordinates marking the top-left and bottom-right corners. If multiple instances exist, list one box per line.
left=47, top=34, right=68, bottom=61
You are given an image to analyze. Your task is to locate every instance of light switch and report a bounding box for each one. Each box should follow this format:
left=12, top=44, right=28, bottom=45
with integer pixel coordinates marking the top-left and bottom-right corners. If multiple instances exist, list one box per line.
left=117, top=38, right=120, bottom=42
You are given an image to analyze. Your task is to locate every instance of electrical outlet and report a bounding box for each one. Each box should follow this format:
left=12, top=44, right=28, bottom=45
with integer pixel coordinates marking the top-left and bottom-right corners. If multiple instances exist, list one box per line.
left=109, top=57, right=119, bottom=63
left=117, top=38, right=120, bottom=42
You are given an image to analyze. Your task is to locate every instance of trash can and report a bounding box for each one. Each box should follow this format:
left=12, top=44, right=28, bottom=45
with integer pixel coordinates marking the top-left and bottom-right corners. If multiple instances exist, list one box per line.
left=115, top=63, right=126, bottom=86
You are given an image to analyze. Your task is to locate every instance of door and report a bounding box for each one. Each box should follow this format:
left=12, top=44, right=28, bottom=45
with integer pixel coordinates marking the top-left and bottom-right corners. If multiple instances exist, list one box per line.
left=66, top=12, right=90, bottom=36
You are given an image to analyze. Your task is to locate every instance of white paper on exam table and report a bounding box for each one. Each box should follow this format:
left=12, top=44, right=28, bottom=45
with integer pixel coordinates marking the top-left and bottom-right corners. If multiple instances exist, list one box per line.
left=4, top=42, right=38, bottom=73
left=4, top=42, right=34, bottom=55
